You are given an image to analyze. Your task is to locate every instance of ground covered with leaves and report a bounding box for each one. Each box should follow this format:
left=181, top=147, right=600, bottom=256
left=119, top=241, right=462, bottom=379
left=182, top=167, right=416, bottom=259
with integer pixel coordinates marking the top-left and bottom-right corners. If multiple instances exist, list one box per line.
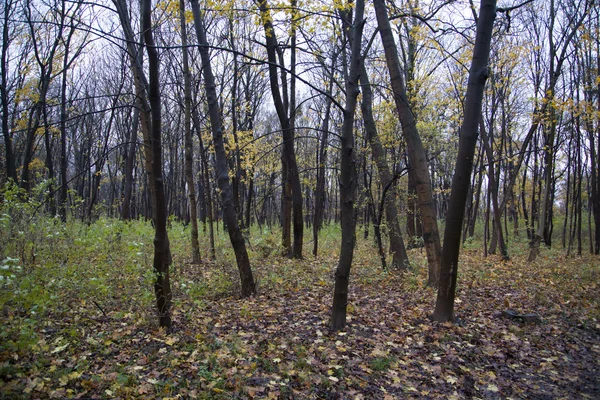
left=1, top=219, right=599, bottom=399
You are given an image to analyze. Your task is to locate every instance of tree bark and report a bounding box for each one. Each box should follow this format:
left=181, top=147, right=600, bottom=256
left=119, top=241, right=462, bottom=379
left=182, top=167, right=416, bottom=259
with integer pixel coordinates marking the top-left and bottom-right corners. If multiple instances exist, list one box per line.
left=433, top=0, right=496, bottom=322
left=479, top=118, right=509, bottom=260
left=256, top=0, right=304, bottom=259
left=331, top=0, right=364, bottom=332
left=190, top=0, right=256, bottom=296
left=374, top=0, right=442, bottom=286
left=360, top=63, right=409, bottom=269
left=141, top=0, right=172, bottom=328
left=179, top=0, right=200, bottom=263
left=1, top=0, right=17, bottom=183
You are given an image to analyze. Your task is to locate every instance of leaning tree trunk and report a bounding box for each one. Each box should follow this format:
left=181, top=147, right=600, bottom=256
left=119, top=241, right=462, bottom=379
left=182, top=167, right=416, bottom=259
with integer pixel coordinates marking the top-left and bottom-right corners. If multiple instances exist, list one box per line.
left=374, top=0, right=442, bottom=286
left=190, top=0, right=255, bottom=296
left=331, top=0, right=364, bottom=332
left=360, top=63, right=409, bottom=269
left=433, top=0, right=496, bottom=322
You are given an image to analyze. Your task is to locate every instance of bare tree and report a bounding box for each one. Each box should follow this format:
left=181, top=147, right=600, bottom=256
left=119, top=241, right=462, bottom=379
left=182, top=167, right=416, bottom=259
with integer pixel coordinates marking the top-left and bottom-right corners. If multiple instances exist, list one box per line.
left=190, top=0, right=256, bottom=297
left=433, top=0, right=496, bottom=322
left=373, top=0, right=442, bottom=286
left=331, top=0, right=365, bottom=331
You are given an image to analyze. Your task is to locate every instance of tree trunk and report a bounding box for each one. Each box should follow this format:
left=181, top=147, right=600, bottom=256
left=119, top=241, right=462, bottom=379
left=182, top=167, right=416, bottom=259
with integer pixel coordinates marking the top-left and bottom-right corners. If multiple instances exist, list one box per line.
left=374, top=0, right=442, bottom=286
left=433, top=0, right=496, bottom=322
left=360, top=63, right=409, bottom=269
left=179, top=0, right=200, bottom=263
left=330, top=0, right=364, bottom=332
left=313, top=54, right=336, bottom=257
left=1, top=0, right=17, bottom=183
left=114, top=0, right=172, bottom=327
left=479, top=119, right=509, bottom=260
left=190, top=0, right=255, bottom=296
left=256, top=0, right=304, bottom=259
left=141, top=0, right=172, bottom=328
left=194, top=119, right=216, bottom=260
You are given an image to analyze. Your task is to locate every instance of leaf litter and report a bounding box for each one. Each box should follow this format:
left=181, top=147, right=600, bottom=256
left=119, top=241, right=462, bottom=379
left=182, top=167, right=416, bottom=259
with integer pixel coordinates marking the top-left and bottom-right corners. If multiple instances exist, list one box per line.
left=1, top=238, right=599, bottom=399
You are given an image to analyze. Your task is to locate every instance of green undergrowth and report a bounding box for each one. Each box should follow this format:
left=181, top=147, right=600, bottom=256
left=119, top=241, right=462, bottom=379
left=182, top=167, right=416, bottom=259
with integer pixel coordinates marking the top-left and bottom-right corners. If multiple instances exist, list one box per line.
left=1, top=187, right=599, bottom=398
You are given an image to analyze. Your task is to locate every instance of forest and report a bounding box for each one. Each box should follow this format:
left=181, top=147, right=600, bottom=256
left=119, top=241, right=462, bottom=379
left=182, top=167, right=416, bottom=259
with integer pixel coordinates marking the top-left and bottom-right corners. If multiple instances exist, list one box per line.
left=0, top=0, right=599, bottom=398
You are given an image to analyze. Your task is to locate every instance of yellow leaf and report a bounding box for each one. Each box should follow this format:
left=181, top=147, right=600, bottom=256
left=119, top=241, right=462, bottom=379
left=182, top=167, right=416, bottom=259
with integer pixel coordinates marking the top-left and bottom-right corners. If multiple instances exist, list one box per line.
left=165, top=336, right=178, bottom=346
left=487, top=384, right=500, bottom=392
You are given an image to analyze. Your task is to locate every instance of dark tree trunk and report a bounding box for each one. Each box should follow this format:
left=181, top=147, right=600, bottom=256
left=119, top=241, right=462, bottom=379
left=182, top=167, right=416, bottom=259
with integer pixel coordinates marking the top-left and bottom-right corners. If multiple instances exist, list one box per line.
left=313, top=54, right=336, bottom=257
left=374, top=0, right=442, bottom=286
left=58, top=34, right=72, bottom=221
left=281, top=160, right=292, bottom=254
left=480, top=119, right=509, bottom=260
left=193, top=111, right=216, bottom=260
left=141, top=0, right=172, bottom=328
left=190, top=0, right=255, bottom=296
left=360, top=63, right=409, bottom=269
left=179, top=0, right=200, bottom=263
left=114, top=0, right=171, bottom=327
left=331, top=0, right=364, bottom=331
left=1, top=0, right=17, bottom=183
left=433, top=0, right=496, bottom=322
left=257, top=0, right=303, bottom=258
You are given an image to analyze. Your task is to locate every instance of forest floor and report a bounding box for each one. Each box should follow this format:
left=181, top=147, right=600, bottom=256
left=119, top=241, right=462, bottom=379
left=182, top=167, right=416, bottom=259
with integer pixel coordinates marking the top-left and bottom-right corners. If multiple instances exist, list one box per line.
left=0, top=220, right=599, bottom=399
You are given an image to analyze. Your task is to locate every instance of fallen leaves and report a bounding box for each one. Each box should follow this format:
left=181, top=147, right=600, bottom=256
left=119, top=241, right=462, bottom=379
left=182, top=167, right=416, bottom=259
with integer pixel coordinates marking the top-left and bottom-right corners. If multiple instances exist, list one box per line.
left=1, top=233, right=599, bottom=399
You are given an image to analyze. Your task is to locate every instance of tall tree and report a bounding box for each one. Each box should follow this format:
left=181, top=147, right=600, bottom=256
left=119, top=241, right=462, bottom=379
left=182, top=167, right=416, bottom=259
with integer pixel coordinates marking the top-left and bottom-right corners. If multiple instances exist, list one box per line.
left=190, top=0, right=256, bottom=297
left=113, top=0, right=172, bottom=328
left=0, top=0, right=18, bottom=183
left=141, top=0, right=172, bottom=328
left=433, top=0, right=496, bottom=322
left=256, top=0, right=304, bottom=258
left=331, top=0, right=365, bottom=331
left=373, top=0, right=442, bottom=286
left=360, top=63, right=410, bottom=269
left=179, top=0, right=200, bottom=263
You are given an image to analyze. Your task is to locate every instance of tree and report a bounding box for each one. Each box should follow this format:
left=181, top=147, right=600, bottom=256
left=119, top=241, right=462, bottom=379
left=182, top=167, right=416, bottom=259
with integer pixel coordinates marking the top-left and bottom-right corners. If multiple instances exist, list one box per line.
left=528, top=0, right=594, bottom=261
left=113, top=0, right=172, bottom=328
left=256, top=0, right=304, bottom=259
left=190, top=0, right=256, bottom=297
left=373, top=0, right=442, bottom=286
left=179, top=0, right=200, bottom=263
left=360, top=63, right=410, bottom=269
left=433, top=0, right=497, bottom=322
left=0, top=0, right=19, bottom=183
left=331, top=0, right=365, bottom=332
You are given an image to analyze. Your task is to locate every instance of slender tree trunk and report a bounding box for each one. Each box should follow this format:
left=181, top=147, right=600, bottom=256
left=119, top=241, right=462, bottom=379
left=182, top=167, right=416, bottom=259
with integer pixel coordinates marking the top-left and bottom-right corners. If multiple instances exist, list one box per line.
left=360, top=63, right=409, bottom=268
left=190, top=0, right=255, bottom=296
left=1, top=0, right=17, bottom=183
left=433, top=0, right=496, bottom=322
left=256, top=0, right=303, bottom=258
left=114, top=0, right=171, bottom=327
left=480, top=119, right=509, bottom=260
left=193, top=112, right=216, bottom=260
left=374, top=0, right=442, bottom=285
left=313, top=56, right=336, bottom=257
left=179, top=0, right=200, bottom=263
left=330, top=0, right=364, bottom=331
left=563, top=138, right=572, bottom=249
left=141, top=0, right=172, bottom=328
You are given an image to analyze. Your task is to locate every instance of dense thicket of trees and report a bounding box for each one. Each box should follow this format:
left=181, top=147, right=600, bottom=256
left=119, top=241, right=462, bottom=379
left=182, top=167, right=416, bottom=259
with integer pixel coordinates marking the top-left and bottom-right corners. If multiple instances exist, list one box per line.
left=0, top=0, right=597, bottom=325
